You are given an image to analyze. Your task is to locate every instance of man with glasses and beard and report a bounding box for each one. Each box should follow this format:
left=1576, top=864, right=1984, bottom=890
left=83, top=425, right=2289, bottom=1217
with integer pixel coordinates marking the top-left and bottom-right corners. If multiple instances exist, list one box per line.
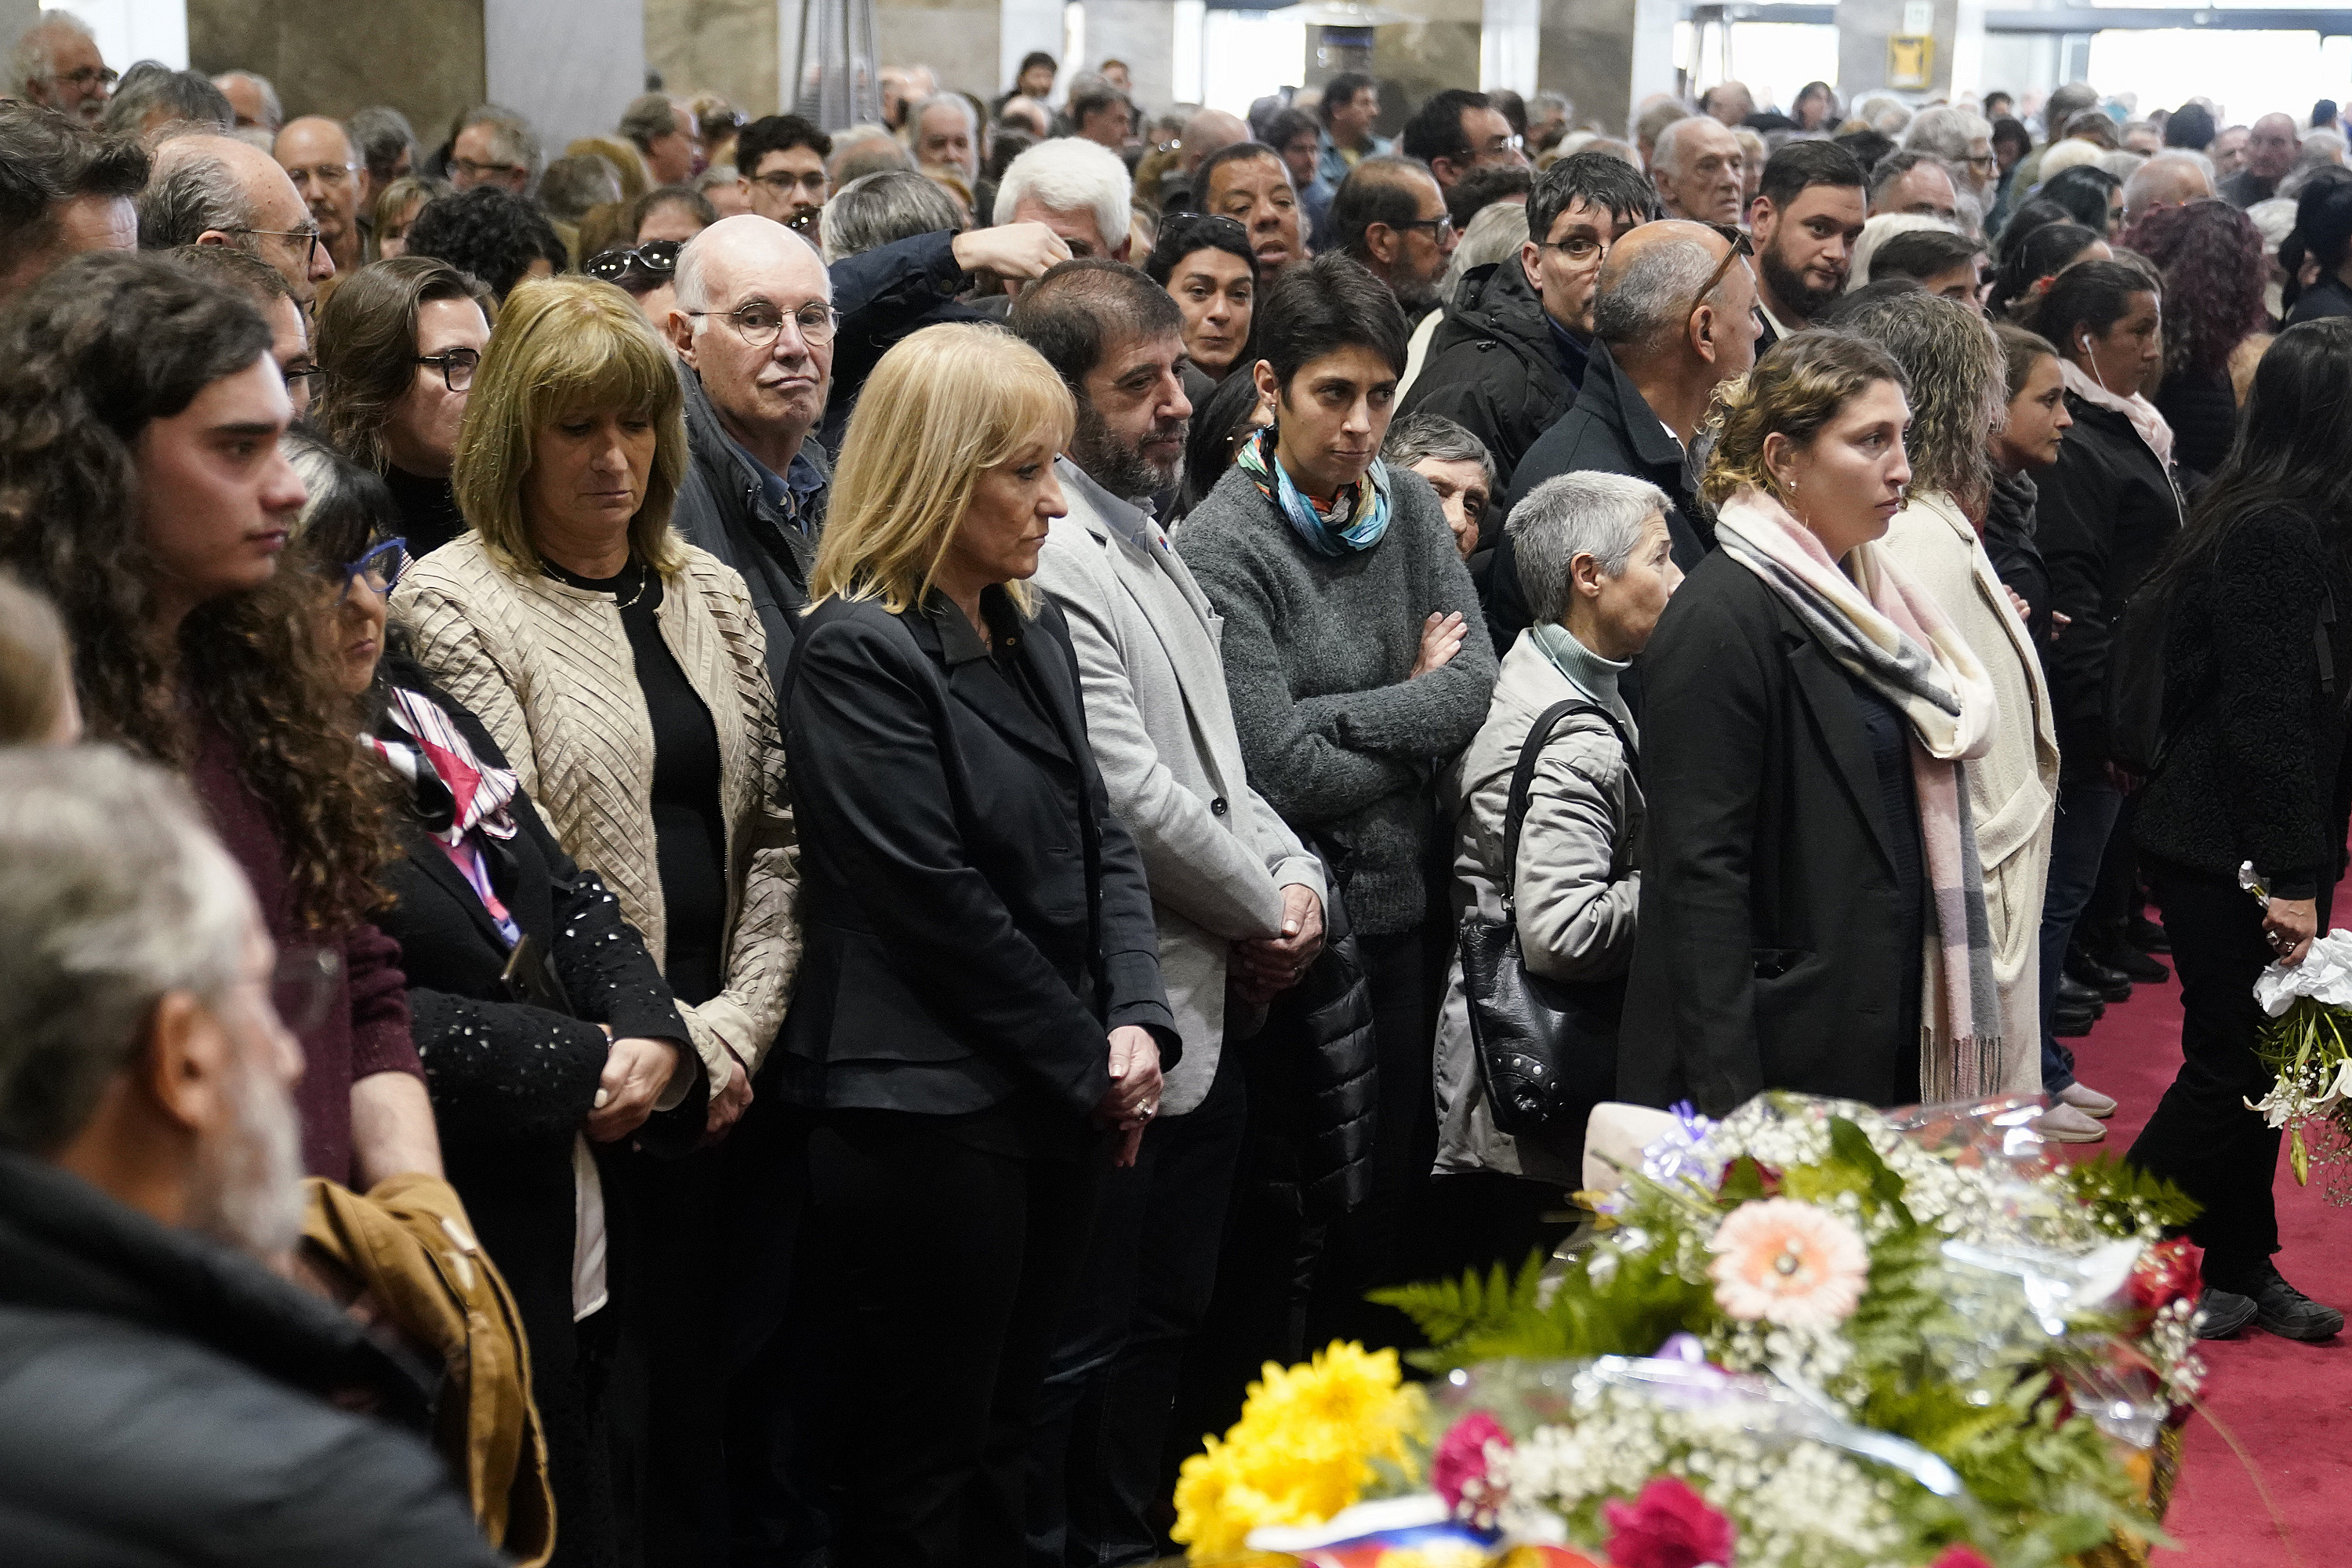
left=1013, top=260, right=1328, bottom=1567
left=1747, top=140, right=1868, bottom=350
left=1333, top=154, right=1459, bottom=321
left=0, top=747, right=502, bottom=1566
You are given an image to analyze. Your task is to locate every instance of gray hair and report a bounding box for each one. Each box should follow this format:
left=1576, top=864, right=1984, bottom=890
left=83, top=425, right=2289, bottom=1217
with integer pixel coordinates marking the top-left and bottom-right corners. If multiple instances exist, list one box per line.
left=618, top=92, right=682, bottom=153
left=1904, top=106, right=1990, bottom=163
left=821, top=169, right=965, bottom=263
left=135, top=143, right=254, bottom=249
left=9, top=12, right=95, bottom=92
left=1649, top=115, right=1711, bottom=176
left=910, top=92, right=978, bottom=139
left=1508, top=471, right=1671, bottom=626
left=212, top=71, right=281, bottom=132
left=826, top=124, right=911, bottom=187
left=456, top=104, right=542, bottom=186
left=103, top=65, right=234, bottom=138
left=1591, top=227, right=1720, bottom=351
left=348, top=105, right=419, bottom=183
left=538, top=153, right=624, bottom=222
left=0, top=746, right=253, bottom=1156
left=1382, top=411, right=1496, bottom=488
left=1439, top=198, right=1529, bottom=302
left=993, top=136, right=1131, bottom=250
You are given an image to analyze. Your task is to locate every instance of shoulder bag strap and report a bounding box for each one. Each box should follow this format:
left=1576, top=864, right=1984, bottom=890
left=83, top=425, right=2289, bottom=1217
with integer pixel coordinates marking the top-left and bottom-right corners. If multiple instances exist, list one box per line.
left=1500, top=698, right=1638, bottom=914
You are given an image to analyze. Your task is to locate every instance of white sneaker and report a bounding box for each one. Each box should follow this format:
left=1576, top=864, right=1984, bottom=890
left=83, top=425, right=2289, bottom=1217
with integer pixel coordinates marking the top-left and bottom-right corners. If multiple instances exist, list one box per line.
left=2058, top=1082, right=2118, bottom=1118
left=2036, top=1103, right=2109, bottom=1142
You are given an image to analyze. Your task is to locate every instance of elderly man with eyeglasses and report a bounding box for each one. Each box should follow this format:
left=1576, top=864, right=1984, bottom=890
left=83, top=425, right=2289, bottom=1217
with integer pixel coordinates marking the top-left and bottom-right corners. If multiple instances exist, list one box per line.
left=10, top=11, right=114, bottom=126
left=275, top=115, right=365, bottom=275
left=137, top=131, right=336, bottom=310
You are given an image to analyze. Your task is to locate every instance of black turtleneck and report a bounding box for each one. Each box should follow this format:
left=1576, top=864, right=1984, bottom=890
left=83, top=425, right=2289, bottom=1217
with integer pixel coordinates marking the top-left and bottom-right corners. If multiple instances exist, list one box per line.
left=383, top=466, right=468, bottom=560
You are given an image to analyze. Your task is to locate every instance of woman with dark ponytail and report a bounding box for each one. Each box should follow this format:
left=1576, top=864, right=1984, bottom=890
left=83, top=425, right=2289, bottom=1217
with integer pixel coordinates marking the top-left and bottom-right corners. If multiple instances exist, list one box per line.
left=2279, top=172, right=2352, bottom=327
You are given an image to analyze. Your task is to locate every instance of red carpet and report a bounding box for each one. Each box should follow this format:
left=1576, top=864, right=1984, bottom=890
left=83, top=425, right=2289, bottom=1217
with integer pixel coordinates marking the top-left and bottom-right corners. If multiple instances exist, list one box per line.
left=2065, top=923, right=2352, bottom=1566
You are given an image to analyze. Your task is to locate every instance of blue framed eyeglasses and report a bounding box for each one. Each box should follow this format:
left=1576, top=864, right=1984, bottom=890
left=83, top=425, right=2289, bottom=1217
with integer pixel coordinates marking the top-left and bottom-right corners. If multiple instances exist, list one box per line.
left=339, top=538, right=411, bottom=603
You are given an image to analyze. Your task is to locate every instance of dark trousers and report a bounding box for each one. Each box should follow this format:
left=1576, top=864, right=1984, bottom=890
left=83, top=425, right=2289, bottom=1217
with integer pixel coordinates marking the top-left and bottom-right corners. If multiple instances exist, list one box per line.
left=1312, top=923, right=1447, bottom=1349
left=1027, top=1045, right=1247, bottom=1567
left=2038, top=778, right=2123, bottom=1093
left=2126, top=858, right=2321, bottom=1282
left=804, top=1112, right=1104, bottom=1568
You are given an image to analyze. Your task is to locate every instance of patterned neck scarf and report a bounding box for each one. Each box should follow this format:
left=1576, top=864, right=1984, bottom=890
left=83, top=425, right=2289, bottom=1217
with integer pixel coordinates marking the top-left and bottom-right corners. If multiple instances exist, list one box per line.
left=364, top=685, right=523, bottom=942
left=1236, top=425, right=1392, bottom=558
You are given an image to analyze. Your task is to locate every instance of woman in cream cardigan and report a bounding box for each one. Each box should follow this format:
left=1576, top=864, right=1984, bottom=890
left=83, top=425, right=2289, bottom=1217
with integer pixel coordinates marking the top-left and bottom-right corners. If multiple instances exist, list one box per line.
left=1829, top=287, right=2069, bottom=1127
left=390, top=275, right=797, bottom=1561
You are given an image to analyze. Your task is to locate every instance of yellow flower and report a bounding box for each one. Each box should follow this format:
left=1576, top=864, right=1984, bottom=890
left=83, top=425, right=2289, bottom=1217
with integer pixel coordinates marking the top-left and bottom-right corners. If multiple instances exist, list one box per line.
left=1373, top=1545, right=1494, bottom=1568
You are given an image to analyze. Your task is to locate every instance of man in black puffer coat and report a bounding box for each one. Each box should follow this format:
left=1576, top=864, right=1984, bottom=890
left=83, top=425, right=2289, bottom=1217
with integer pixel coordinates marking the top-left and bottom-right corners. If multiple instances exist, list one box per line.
left=0, top=748, right=502, bottom=1568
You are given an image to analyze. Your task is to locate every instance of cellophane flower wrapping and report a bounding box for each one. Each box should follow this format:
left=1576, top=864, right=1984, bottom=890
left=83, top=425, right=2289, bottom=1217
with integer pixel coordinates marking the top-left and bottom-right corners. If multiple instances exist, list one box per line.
left=2248, top=928, right=2352, bottom=1198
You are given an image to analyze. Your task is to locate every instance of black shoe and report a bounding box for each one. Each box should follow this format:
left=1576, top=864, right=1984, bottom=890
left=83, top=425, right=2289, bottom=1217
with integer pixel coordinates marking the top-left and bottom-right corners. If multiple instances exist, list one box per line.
left=2055, top=972, right=2107, bottom=1015
left=2225, top=1266, right=2347, bottom=1341
left=2085, top=931, right=2171, bottom=985
left=2128, top=914, right=2172, bottom=954
left=2066, top=942, right=2133, bottom=1003
left=2055, top=1007, right=2098, bottom=1038
left=2194, top=1287, right=2259, bottom=1338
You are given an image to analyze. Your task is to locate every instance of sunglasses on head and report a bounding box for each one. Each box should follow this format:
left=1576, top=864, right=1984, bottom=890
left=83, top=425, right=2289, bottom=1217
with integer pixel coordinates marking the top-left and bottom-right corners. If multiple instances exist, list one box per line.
left=584, top=240, right=683, bottom=283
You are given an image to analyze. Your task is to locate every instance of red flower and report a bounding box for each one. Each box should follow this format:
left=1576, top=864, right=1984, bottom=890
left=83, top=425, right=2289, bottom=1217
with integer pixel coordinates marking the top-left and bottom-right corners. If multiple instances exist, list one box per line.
left=1602, top=1475, right=1737, bottom=1568
left=2125, top=1239, right=2203, bottom=1323
left=1929, top=1548, right=1994, bottom=1568
left=1432, top=1410, right=1511, bottom=1516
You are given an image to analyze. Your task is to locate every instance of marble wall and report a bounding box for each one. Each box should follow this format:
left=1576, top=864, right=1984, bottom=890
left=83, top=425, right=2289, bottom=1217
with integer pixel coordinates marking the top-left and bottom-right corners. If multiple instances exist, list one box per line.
left=646, top=0, right=779, bottom=118
left=872, top=0, right=1000, bottom=103
left=190, top=0, right=485, bottom=143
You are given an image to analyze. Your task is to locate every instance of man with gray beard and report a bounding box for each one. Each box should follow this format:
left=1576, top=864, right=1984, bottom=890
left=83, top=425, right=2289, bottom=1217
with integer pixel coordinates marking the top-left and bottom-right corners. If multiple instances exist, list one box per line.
left=0, top=747, right=500, bottom=1566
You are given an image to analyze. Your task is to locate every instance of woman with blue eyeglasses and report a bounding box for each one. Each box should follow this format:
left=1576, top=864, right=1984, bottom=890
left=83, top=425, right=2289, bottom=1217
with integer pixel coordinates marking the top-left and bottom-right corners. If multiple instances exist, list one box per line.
left=285, top=426, right=709, bottom=1568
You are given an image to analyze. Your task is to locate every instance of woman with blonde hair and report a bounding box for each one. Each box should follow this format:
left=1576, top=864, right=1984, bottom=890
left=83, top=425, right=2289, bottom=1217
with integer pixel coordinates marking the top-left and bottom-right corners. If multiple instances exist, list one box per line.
left=782, top=321, right=1174, bottom=1568
left=1830, top=287, right=2071, bottom=1127
left=1622, top=330, right=1998, bottom=1113
left=390, top=274, right=797, bottom=1561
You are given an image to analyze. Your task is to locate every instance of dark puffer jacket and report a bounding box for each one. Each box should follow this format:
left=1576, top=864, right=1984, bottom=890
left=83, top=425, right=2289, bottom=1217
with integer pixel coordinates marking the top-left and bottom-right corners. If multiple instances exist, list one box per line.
left=2136, top=505, right=2352, bottom=899
left=1254, top=878, right=1378, bottom=1219
left=0, top=1152, right=503, bottom=1567
left=1400, top=261, right=1584, bottom=496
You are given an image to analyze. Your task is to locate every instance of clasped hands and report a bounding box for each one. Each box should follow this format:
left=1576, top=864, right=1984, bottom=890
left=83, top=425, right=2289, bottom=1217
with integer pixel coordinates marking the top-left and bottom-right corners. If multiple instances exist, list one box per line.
left=1230, top=884, right=1327, bottom=1008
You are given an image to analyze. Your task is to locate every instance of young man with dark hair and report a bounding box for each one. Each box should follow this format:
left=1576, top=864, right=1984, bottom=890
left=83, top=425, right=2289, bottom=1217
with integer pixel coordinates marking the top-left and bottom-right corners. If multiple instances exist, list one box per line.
left=1014, top=260, right=1327, bottom=1563
left=1316, top=71, right=1388, bottom=188
left=1399, top=87, right=1526, bottom=191
left=1331, top=154, right=1455, bottom=318
left=1863, top=227, right=1988, bottom=308
left=0, top=102, right=145, bottom=299
left=1402, top=150, right=1654, bottom=492
left=1068, top=78, right=1134, bottom=153
left=1748, top=139, right=1867, bottom=347
left=735, top=113, right=834, bottom=230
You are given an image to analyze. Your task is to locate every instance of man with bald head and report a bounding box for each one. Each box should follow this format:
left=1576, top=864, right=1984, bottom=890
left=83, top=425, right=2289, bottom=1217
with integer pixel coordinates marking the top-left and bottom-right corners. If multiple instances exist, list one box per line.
left=2223, top=112, right=2299, bottom=207
left=1650, top=115, right=1746, bottom=223
left=138, top=132, right=335, bottom=309
left=274, top=116, right=363, bottom=275
left=2122, top=151, right=2216, bottom=227
left=1484, top=220, right=1760, bottom=640
left=666, top=214, right=836, bottom=676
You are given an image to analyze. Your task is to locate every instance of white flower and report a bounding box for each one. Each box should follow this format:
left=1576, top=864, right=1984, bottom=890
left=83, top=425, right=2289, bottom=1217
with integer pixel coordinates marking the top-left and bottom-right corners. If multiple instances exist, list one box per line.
left=2253, top=928, right=2352, bottom=1016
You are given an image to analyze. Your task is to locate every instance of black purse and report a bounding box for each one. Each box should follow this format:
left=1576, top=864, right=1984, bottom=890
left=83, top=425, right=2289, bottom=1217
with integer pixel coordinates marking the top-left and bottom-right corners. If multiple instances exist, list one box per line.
left=1457, top=698, right=1632, bottom=1140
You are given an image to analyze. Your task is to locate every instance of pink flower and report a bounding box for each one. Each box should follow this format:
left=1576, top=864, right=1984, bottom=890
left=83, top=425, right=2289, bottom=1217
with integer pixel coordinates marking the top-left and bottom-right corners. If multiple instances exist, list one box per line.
left=1432, top=1410, right=1511, bottom=1518
left=1929, top=1548, right=1994, bottom=1568
left=1706, top=1198, right=1869, bottom=1330
left=1603, top=1475, right=1737, bottom=1568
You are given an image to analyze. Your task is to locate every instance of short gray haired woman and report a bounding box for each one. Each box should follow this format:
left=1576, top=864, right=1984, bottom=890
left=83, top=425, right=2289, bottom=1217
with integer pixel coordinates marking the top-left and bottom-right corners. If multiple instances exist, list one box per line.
left=1432, top=471, right=1681, bottom=1242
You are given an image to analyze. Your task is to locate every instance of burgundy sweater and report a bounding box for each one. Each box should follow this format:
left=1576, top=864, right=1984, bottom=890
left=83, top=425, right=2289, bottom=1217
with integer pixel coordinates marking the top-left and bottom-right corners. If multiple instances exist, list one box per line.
left=190, top=714, right=421, bottom=1183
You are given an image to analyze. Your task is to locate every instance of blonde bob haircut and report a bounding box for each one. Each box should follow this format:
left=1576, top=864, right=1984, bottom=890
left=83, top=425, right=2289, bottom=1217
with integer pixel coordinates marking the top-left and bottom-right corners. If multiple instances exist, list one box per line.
left=452, top=275, right=688, bottom=578
left=811, top=322, right=1075, bottom=617
left=1701, top=328, right=1907, bottom=508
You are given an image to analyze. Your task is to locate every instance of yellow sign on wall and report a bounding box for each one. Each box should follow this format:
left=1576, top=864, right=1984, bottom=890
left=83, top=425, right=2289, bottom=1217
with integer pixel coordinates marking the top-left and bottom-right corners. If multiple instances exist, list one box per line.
left=1889, top=34, right=1935, bottom=89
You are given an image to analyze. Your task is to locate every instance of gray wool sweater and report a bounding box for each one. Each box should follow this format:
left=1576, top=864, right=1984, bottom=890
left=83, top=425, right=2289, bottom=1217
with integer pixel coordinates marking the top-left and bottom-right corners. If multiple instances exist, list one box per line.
left=1176, top=459, right=1498, bottom=935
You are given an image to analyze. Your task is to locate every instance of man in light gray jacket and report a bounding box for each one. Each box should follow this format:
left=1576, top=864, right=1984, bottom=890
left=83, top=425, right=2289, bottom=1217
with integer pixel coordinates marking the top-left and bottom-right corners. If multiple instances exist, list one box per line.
left=1013, top=260, right=1327, bottom=1566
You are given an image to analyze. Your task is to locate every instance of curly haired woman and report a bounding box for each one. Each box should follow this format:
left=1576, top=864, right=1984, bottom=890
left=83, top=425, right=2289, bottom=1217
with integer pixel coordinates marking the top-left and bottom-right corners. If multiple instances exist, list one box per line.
left=2118, top=198, right=2271, bottom=478
left=0, top=250, right=439, bottom=1188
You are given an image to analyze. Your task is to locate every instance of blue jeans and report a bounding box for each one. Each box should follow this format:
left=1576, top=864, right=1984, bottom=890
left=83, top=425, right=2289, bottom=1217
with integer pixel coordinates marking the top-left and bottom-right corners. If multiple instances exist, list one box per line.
left=2038, top=778, right=2124, bottom=1092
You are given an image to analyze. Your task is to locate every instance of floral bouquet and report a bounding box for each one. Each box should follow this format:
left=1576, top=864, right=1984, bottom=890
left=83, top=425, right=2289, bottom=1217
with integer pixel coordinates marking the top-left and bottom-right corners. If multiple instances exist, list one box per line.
left=1174, top=1092, right=2205, bottom=1568
left=2245, top=924, right=2352, bottom=1199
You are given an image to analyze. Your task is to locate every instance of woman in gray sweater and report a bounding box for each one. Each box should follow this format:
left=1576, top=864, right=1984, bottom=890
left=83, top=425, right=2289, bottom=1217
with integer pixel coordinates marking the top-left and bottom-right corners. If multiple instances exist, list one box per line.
left=1178, top=253, right=1497, bottom=1335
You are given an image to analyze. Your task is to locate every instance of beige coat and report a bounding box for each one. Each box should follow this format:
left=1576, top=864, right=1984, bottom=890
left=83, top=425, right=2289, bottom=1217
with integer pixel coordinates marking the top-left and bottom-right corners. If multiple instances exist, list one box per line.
left=391, top=535, right=799, bottom=1092
left=1882, top=491, right=2059, bottom=1093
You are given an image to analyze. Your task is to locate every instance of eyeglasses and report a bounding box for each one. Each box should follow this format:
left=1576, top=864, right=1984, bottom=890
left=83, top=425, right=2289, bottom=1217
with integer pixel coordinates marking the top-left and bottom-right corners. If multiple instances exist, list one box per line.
left=1536, top=234, right=1609, bottom=265
left=332, top=538, right=411, bottom=604
left=1474, top=133, right=1526, bottom=159
left=1686, top=221, right=1755, bottom=317
left=584, top=240, right=682, bottom=282
left=59, top=64, right=117, bottom=90
left=1965, top=153, right=2000, bottom=170
left=1396, top=214, right=1457, bottom=242
left=416, top=347, right=481, bottom=391
left=267, top=945, right=344, bottom=1035
left=684, top=300, right=839, bottom=348
left=284, top=160, right=359, bottom=187
left=750, top=169, right=828, bottom=196
left=226, top=226, right=324, bottom=268
left=451, top=157, right=524, bottom=183
left=281, top=364, right=323, bottom=389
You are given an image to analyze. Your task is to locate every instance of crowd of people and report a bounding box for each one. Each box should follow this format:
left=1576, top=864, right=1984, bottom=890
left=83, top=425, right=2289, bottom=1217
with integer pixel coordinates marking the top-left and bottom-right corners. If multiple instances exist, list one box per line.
left=2, top=9, right=2350, bottom=1563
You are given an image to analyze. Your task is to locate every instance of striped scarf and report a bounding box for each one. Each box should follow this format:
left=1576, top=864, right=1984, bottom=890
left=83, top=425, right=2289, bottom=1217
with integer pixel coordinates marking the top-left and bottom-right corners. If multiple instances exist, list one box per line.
left=1714, top=487, right=2005, bottom=1101
left=1234, top=425, right=1392, bottom=557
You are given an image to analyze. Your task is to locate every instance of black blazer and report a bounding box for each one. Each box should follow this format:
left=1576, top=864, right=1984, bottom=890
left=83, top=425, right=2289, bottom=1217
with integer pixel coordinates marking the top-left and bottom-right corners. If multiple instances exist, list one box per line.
left=369, top=659, right=701, bottom=1328
left=1619, top=553, right=1920, bottom=1113
left=779, top=588, right=1178, bottom=1129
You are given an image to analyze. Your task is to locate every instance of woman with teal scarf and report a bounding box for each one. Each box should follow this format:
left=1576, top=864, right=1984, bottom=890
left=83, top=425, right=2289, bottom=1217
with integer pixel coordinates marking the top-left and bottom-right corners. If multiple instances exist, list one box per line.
left=1431, top=470, right=1682, bottom=1273
left=1177, top=254, right=1497, bottom=1352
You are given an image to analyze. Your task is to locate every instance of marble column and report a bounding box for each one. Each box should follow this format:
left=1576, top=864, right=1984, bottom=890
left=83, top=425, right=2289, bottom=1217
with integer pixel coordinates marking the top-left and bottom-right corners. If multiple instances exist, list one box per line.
left=485, top=0, right=644, bottom=148
left=1084, top=0, right=1174, bottom=114
left=190, top=0, right=485, bottom=140
left=871, top=0, right=1000, bottom=100
left=647, top=0, right=779, bottom=118
left=1374, top=0, right=1479, bottom=129
left=1839, top=0, right=1967, bottom=98
left=1537, top=0, right=1672, bottom=136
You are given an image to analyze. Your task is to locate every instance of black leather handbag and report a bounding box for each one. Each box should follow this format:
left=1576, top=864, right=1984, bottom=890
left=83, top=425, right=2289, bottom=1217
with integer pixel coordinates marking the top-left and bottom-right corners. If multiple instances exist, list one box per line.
left=1457, top=698, right=1632, bottom=1140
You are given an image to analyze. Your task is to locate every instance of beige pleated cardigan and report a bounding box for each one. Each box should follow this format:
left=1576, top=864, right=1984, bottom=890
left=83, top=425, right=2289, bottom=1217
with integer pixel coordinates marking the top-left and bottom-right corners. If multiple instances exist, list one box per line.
left=391, top=532, right=800, bottom=1094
